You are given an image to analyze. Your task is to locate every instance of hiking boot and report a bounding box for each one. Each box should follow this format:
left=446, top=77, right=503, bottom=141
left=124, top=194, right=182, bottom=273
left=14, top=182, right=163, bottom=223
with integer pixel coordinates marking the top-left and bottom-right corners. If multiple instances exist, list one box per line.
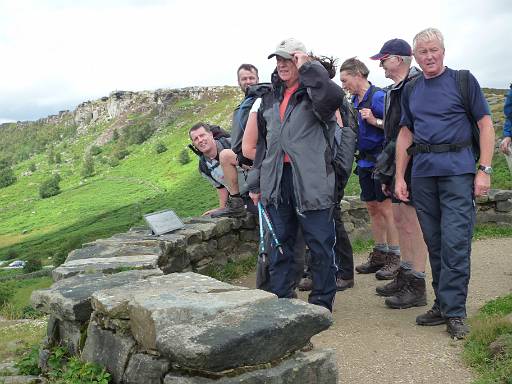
left=446, top=317, right=470, bottom=339
left=385, top=274, right=427, bottom=309
left=375, top=253, right=400, bottom=280
left=336, top=277, right=354, bottom=291
left=298, top=276, right=313, bottom=291
left=376, top=266, right=407, bottom=296
left=355, top=249, right=387, bottom=274
left=210, top=196, right=245, bottom=218
left=416, top=305, right=445, bottom=326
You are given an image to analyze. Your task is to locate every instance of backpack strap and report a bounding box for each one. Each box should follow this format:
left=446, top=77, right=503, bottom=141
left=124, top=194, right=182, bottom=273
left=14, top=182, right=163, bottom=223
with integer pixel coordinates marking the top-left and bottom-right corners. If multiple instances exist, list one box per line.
left=456, top=69, right=480, bottom=161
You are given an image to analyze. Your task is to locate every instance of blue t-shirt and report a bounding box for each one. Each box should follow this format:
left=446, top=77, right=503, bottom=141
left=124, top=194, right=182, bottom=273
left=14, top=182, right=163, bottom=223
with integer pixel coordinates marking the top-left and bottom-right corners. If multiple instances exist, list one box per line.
left=353, top=85, right=385, bottom=168
left=400, top=67, right=490, bottom=177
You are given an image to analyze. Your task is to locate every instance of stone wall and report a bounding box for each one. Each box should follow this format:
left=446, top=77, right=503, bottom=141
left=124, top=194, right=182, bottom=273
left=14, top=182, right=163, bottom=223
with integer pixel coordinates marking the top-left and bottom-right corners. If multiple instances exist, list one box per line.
left=476, top=189, right=512, bottom=226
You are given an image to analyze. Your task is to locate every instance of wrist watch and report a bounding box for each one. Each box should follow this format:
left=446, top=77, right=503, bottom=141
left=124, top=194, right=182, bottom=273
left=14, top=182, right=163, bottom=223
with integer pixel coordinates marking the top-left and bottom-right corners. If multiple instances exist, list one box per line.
left=478, top=164, right=493, bottom=175
left=375, top=118, right=383, bottom=128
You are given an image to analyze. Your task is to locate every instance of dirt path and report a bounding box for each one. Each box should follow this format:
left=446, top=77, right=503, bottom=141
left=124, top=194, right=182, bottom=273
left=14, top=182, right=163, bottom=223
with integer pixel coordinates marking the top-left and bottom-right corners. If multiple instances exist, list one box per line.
left=234, top=238, right=512, bottom=384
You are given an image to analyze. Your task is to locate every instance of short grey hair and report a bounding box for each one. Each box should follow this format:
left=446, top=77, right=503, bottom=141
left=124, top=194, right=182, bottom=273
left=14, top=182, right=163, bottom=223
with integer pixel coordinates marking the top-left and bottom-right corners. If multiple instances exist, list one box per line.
left=413, top=28, right=445, bottom=51
left=399, top=56, right=412, bottom=66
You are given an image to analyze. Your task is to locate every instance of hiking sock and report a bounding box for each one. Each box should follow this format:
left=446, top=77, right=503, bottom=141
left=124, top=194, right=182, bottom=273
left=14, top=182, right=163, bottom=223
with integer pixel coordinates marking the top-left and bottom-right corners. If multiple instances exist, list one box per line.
left=375, top=243, right=388, bottom=253
left=388, top=245, right=400, bottom=256
left=400, top=261, right=413, bottom=270
left=412, top=270, right=426, bottom=279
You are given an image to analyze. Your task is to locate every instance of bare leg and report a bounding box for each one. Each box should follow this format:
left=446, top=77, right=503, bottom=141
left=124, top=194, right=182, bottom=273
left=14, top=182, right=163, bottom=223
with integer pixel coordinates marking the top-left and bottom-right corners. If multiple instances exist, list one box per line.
left=219, top=149, right=240, bottom=195
left=392, top=203, right=427, bottom=272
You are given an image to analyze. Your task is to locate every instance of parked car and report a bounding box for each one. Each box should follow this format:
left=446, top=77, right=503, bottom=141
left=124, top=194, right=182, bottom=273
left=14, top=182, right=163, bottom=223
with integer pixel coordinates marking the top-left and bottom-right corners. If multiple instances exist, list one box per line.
left=6, top=260, right=26, bottom=269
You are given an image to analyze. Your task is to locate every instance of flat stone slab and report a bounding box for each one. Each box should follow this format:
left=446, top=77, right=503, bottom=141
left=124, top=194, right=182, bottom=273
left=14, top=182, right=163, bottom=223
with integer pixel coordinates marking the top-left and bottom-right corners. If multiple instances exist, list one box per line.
left=31, top=270, right=162, bottom=321
left=156, top=299, right=332, bottom=371
left=164, top=349, right=338, bottom=384
left=67, top=241, right=162, bottom=262
left=52, top=255, right=161, bottom=281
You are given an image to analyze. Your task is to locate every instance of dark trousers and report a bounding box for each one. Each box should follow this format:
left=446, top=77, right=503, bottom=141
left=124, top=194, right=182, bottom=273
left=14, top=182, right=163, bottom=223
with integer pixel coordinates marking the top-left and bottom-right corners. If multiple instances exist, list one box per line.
left=412, top=174, right=475, bottom=318
left=267, top=165, right=337, bottom=311
left=333, top=206, right=354, bottom=280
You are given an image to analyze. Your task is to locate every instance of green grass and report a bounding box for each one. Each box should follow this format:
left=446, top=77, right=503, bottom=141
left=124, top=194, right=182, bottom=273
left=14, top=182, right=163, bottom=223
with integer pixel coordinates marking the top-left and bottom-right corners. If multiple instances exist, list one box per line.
left=0, top=276, right=52, bottom=319
left=203, top=254, right=258, bottom=282
left=0, top=318, right=47, bottom=361
left=474, top=224, right=512, bottom=240
left=463, top=294, right=512, bottom=383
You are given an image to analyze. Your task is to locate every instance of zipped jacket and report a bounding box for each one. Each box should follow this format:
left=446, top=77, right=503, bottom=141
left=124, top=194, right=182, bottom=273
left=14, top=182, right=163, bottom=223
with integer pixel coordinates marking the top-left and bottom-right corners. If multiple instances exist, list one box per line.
left=254, top=61, right=344, bottom=212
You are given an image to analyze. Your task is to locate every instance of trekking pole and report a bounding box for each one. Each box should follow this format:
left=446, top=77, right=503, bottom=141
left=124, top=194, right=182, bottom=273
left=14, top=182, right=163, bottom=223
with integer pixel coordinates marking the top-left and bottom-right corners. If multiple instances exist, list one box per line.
left=257, top=201, right=267, bottom=263
left=258, top=202, right=284, bottom=255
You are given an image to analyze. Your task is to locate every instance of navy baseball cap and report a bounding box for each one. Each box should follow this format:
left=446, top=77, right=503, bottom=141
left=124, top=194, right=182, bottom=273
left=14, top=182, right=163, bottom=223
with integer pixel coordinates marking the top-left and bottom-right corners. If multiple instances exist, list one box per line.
left=370, top=39, right=412, bottom=60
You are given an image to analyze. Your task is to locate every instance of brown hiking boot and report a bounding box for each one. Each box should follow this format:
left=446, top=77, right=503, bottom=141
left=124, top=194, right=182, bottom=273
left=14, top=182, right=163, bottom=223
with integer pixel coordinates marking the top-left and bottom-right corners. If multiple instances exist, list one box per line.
left=336, top=277, right=354, bottom=291
left=211, top=196, right=246, bottom=218
left=355, top=249, right=387, bottom=274
left=446, top=317, right=469, bottom=339
left=376, top=266, right=407, bottom=296
left=416, top=305, right=445, bottom=326
left=375, top=253, right=400, bottom=280
left=298, top=276, right=313, bottom=291
left=384, top=273, right=427, bottom=309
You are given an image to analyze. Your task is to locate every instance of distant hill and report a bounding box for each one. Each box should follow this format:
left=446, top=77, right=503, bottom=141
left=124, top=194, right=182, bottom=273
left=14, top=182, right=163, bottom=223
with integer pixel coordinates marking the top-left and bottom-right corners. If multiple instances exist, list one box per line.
left=0, top=87, right=509, bottom=263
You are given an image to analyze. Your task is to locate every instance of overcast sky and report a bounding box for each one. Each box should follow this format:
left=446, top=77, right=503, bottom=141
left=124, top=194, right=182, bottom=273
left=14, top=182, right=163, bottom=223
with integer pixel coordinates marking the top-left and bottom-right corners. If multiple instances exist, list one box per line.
left=0, top=0, right=510, bottom=123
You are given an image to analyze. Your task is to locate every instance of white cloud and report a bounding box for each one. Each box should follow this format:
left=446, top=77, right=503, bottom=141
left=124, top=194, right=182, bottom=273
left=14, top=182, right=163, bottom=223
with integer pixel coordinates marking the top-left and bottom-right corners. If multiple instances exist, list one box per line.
left=0, top=0, right=510, bottom=121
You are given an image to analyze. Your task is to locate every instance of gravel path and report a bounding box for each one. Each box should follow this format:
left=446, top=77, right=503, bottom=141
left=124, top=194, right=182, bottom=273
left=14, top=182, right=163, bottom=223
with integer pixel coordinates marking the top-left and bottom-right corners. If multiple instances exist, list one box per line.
left=235, top=237, right=512, bottom=384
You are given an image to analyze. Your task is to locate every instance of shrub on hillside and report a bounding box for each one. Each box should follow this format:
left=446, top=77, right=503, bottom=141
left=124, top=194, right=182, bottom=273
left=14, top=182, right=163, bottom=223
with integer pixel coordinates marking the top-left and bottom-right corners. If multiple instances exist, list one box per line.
left=112, top=129, right=119, bottom=141
left=90, top=145, right=102, bottom=156
left=53, top=251, right=67, bottom=267
left=108, top=157, right=120, bottom=167
left=6, top=249, right=18, bottom=260
left=39, top=176, right=61, bottom=198
left=178, top=148, right=191, bottom=165
left=54, top=152, right=62, bottom=164
left=113, top=148, right=130, bottom=160
left=28, top=163, right=37, bottom=172
left=23, top=258, right=42, bottom=273
left=123, top=122, right=156, bottom=145
left=155, top=142, right=168, bottom=154
left=0, top=281, right=15, bottom=307
left=81, top=153, right=95, bottom=178
left=0, top=166, right=17, bottom=188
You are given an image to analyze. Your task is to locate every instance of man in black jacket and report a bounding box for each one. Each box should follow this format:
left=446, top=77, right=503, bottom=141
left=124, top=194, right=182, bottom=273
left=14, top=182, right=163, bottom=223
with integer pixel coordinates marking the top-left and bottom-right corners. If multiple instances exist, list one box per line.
left=370, top=38, right=428, bottom=310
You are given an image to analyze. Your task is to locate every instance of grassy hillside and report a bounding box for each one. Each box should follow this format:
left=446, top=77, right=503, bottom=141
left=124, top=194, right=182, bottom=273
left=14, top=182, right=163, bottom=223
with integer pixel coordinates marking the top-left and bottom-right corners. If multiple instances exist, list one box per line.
left=0, top=88, right=509, bottom=264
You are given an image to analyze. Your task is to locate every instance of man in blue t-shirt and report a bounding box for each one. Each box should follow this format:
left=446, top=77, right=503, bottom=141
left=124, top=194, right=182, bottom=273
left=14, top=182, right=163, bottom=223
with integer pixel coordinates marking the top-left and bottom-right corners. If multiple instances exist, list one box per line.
left=395, top=28, right=495, bottom=339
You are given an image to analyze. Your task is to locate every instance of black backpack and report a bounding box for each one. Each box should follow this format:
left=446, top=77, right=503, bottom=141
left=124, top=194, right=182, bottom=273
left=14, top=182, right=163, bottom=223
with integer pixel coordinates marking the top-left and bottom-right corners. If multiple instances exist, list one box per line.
left=403, top=69, right=480, bottom=161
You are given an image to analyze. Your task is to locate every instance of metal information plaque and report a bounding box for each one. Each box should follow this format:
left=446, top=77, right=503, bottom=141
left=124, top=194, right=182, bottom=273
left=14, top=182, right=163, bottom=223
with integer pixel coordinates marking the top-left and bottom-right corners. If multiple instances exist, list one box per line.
left=143, top=209, right=184, bottom=235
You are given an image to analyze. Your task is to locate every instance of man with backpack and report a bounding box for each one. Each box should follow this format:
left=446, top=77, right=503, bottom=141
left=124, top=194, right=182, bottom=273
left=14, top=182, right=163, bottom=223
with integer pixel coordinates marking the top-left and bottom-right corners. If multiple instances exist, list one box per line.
left=339, top=58, right=400, bottom=280
left=188, top=122, right=246, bottom=217
left=248, top=38, right=344, bottom=312
left=210, top=64, right=260, bottom=218
left=395, top=28, right=495, bottom=339
left=369, top=39, right=429, bottom=310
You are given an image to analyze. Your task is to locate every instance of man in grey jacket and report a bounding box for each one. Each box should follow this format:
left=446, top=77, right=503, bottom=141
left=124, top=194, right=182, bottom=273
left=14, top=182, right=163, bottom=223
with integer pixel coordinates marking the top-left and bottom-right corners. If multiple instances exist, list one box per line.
left=249, top=38, right=344, bottom=312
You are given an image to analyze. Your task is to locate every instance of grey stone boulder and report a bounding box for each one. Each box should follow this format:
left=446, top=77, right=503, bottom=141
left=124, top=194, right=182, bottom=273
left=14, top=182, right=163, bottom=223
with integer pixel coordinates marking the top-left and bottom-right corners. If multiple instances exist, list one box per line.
left=91, top=272, right=261, bottom=320
left=489, top=189, right=512, bottom=201
left=123, top=353, right=170, bottom=384
left=31, top=269, right=162, bottom=322
left=1, top=376, right=47, bottom=384
left=164, top=349, right=338, bottom=384
left=52, top=255, right=161, bottom=281
left=82, top=321, right=136, bottom=384
left=126, top=274, right=276, bottom=351
left=31, top=270, right=162, bottom=321
left=156, top=299, right=332, bottom=371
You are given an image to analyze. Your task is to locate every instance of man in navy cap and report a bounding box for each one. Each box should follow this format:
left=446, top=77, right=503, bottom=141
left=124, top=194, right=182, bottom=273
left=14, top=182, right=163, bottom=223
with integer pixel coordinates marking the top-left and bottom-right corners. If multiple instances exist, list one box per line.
left=370, top=38, right=429, bottom=311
